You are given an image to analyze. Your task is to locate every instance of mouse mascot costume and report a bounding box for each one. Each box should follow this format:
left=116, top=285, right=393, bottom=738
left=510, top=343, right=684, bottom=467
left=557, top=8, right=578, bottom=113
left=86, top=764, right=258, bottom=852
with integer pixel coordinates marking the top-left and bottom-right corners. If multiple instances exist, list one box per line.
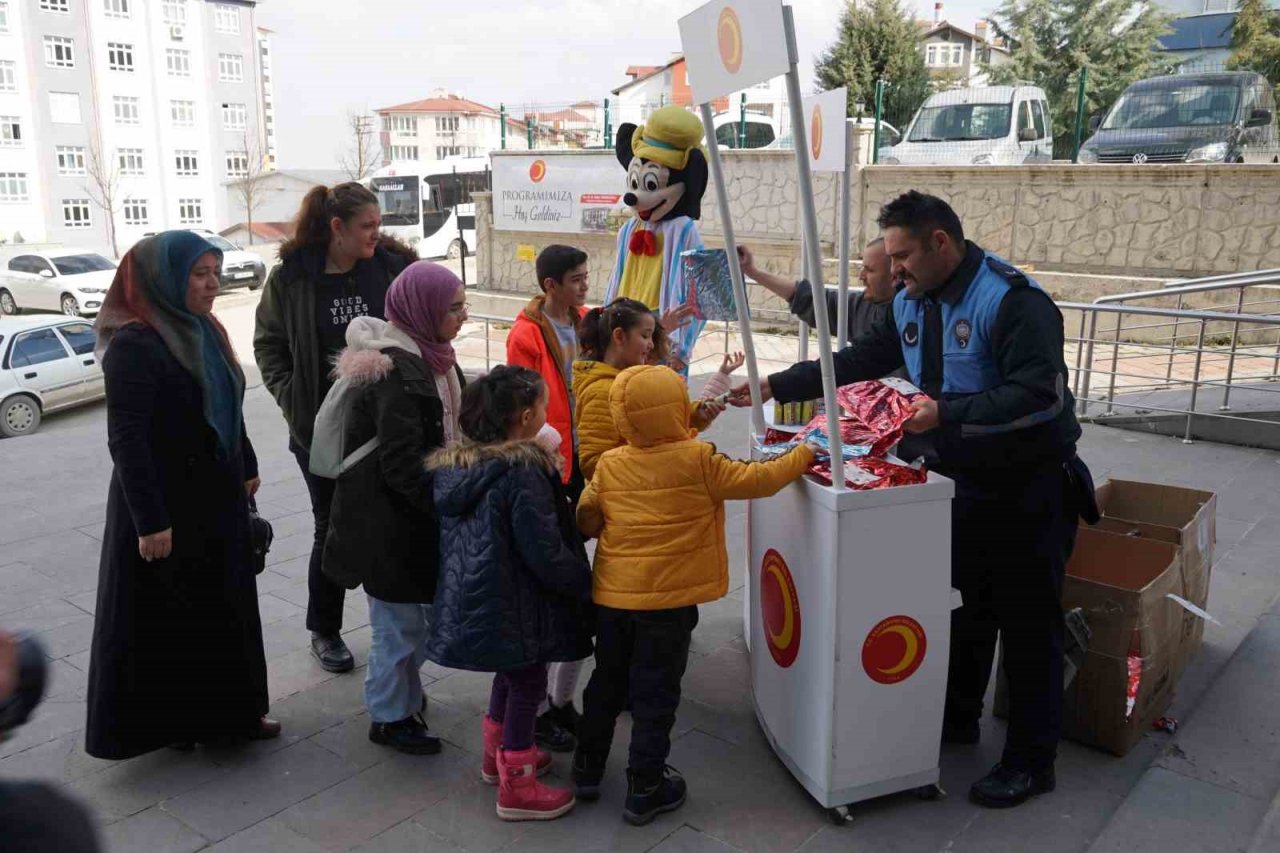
left=604, top=106, right=709, bottom=375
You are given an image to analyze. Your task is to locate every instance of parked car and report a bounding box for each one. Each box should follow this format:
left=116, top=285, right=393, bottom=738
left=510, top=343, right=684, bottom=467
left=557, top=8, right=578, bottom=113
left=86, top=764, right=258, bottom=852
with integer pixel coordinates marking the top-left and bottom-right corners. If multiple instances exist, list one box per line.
left=146, top=229, right=267, bottom=290
left=0, top=315, right=103, bottom=437
left=764, top=118, right=902, bottom=151
left=1078, top=71, right=1278, bottom=164
left=879, top=85, right=1054, bottom=166
left=0, top=250, right=116, bottom=318
left=712, top=110, right=780, bottom=149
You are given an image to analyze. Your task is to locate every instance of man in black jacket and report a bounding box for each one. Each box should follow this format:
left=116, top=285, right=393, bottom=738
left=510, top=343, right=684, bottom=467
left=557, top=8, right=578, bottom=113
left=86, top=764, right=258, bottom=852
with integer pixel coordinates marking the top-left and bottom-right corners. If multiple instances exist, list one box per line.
left=731, top=191, right=1090, bottom=809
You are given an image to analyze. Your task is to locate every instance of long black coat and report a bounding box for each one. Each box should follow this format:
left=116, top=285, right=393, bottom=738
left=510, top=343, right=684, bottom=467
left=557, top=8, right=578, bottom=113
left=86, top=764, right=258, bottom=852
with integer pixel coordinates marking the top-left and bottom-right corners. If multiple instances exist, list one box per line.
left=323, top=347, right=461, bottom=603
left=86, top=325, right=267, bottom=760
left=425, top=440, right=593, bottom=672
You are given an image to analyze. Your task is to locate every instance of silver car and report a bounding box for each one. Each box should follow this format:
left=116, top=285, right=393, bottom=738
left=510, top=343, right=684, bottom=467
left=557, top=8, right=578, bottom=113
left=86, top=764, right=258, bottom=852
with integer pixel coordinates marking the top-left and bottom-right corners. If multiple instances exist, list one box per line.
left=0, top=315, right=104, bottom=437
left=0, top=250, right=117, bottom=318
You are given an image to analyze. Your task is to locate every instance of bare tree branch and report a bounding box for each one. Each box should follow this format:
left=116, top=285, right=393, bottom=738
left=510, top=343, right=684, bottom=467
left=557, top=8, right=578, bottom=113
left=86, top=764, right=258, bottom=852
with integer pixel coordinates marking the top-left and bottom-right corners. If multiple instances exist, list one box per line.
left=231, top=131, right=272, bottom=245
left=338, top=111, right=379, bottom=181
left=83, top=137, right=123, bottom=258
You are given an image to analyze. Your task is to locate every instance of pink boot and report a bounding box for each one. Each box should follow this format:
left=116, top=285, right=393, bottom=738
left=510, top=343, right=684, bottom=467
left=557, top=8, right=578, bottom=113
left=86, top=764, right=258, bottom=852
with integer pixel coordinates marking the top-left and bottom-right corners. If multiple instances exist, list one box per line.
left=496, top=746, right=575, bottom=821
left=482, top=716, right=550, bottom=784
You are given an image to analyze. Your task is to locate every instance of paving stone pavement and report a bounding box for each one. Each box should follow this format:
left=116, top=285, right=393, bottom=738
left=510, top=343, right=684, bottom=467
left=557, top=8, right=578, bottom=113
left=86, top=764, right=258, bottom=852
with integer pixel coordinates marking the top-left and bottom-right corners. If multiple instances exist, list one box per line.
left=4, top=369, right=1280, bottom=852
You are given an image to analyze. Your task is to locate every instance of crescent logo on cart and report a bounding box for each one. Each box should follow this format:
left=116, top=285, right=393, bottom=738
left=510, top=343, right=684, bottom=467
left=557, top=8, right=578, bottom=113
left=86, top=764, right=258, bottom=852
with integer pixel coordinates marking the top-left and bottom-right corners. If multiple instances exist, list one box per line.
left=862, top=615, right=927, bottom=684
left=810, top=105, right=823, bottom=161
left=717, top=6, right=743, bottom=74
left=529, top=160, right=547, bottom=183
left=760, top=549, right=801, bottom=668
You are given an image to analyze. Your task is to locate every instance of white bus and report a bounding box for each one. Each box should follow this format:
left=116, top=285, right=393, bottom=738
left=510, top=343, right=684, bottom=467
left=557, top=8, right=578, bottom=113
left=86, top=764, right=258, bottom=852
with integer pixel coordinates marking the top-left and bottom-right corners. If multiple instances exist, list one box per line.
left=367, top=158, right=489, bottom=259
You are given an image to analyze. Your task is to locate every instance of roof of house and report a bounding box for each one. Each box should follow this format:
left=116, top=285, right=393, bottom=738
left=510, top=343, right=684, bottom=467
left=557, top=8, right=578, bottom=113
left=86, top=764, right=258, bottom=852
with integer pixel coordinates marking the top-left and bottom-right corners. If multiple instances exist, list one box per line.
left=1158, top=12, right=1235, bottom=52
left=221, top=221, right=293, bottom=243
left=376, top=95, right=498, bottom=116
left=572, top=100, right=599, bottom=109
left=538, top=109, right=591, bottom=124
left=613, top=56, right=683, bottom=95
left=625, top=65, right=661, bottom=78
left=919, top=21, right=1010, bottom=53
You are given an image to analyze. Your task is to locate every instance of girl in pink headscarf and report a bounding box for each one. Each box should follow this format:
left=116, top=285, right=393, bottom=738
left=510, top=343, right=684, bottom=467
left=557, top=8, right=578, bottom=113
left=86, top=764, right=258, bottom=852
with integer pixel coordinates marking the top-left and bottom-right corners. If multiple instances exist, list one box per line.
left=321, top=260, right=469, bottom=756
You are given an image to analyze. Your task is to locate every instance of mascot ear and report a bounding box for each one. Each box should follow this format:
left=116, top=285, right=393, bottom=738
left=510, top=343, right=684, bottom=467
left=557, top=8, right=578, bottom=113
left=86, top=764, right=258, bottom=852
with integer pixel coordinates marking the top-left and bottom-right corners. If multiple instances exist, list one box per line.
left=616, top=124, right=638, bottom=169
left=684, top=149, right=710, bottom=219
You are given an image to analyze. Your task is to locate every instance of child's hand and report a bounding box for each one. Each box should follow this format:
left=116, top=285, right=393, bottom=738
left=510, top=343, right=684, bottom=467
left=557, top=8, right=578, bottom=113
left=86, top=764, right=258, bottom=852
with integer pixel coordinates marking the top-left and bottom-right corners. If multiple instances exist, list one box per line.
left=660, top=305, right=697, bottom=332
left=698, top=397, right=727, bottom=423
left=719, top=351, right=745, bottom=376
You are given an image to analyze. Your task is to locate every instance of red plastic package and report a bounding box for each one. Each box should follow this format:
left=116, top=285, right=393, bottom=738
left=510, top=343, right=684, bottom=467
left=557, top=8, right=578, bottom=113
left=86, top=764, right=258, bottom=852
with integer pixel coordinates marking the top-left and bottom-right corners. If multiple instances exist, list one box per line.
left=832, top=379, right=926, bottom=458
left=808, top=456, right=928, bottom=491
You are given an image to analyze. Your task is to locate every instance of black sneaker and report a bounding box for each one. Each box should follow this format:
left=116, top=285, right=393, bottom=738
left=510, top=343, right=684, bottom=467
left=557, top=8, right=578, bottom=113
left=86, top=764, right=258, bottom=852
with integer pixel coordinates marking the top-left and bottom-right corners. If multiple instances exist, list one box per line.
left=369, top=713, right=442, bottom=755
left=310, top=632, right=354, bottom=673
left=535, top=712, right=577, bottom=753
left=624, top=765, right=687, bottom=826
left=545, top=701, right=581, bottom=737
left=968, top=763, right=1055, bottom=808
left=572, top=750, right=606, bottom=801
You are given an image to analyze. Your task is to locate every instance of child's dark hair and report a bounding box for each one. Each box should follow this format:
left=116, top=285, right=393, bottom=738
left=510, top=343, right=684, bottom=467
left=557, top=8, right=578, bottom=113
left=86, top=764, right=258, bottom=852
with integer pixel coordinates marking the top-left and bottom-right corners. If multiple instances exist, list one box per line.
left=459, top=365, right=545, bottom=443
left=535, top=245, right=589, bottom=293
left=577, top=297, right=654, bottom=360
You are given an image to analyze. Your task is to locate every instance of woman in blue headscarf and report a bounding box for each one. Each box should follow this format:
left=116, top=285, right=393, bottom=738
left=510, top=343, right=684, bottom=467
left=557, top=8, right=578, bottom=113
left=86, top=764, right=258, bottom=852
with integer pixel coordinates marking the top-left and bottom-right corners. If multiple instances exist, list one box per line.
left=86, top=231, right=277, bottom=759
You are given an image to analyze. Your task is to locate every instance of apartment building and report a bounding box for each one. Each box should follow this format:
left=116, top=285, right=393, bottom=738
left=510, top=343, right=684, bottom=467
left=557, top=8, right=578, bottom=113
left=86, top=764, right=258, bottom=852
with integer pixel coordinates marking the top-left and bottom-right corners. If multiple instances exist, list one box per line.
left=0, top=0, right=271, bottom=256
left=376, top=91, right=529, bottom=167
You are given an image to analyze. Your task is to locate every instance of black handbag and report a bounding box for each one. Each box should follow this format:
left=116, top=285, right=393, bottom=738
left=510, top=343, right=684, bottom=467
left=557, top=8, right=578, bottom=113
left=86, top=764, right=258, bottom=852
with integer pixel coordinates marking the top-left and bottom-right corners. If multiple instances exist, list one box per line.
left=248, top=496, right=274, bottom=576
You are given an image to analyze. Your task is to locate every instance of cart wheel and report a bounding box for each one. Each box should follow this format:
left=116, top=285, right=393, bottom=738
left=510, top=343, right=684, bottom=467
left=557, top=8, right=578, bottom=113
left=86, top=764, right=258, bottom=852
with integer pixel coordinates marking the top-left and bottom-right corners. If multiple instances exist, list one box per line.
left=827, top=806, right=853, bottom=826
left=914, top=783, right=946, bottom=801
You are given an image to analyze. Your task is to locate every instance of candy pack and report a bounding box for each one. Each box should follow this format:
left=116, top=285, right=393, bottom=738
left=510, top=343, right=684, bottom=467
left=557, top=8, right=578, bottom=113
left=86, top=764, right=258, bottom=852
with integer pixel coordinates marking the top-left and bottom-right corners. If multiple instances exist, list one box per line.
left=680, top=248, right=740, bottom=322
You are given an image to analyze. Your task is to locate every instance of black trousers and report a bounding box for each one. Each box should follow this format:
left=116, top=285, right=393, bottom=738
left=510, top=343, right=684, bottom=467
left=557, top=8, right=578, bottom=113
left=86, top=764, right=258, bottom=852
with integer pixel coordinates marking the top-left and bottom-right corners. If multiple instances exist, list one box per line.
left=566, top=451, right=585, bottom=512
left=0, top=781, right=101, bottom=853
left=289, top=440, right=346, bottom=635
left=944, top=464, right=1079, bottom=773
left=577, top=604, right=698, bottom=772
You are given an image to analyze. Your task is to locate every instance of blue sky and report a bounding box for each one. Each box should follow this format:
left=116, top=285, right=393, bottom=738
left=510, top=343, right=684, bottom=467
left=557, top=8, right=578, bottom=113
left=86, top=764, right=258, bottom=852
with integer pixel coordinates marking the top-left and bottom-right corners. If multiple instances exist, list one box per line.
left=259, top=0, right=995, bottom=169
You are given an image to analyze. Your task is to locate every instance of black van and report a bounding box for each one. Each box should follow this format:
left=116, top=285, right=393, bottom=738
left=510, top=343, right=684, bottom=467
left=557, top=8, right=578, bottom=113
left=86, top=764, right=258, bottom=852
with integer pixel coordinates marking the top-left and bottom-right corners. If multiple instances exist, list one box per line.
left=1079, top=71, right=1277, bottom=164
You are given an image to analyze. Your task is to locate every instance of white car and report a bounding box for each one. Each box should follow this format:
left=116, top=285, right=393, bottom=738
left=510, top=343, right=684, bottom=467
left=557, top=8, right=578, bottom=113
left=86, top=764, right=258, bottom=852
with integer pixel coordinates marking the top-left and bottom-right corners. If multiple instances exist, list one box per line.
left=149, top=230, right=266, bottom=291
left=879, top=85, right=1054, bottom=166
left=0, top=250, right=116, bottom=318
left=0, top=315, right=104, bottom=437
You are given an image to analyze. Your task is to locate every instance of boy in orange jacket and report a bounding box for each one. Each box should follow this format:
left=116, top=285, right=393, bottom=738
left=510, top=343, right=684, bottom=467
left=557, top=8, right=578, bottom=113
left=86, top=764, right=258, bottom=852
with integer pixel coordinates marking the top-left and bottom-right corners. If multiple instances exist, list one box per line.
left=572, top=365, right=814, bottom=826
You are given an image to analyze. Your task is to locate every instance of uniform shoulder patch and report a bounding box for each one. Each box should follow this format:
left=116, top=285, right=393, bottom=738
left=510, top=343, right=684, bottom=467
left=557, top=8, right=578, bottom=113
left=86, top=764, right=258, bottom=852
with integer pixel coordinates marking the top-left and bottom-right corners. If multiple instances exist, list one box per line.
left=985, top=257, right=1029, bottom=287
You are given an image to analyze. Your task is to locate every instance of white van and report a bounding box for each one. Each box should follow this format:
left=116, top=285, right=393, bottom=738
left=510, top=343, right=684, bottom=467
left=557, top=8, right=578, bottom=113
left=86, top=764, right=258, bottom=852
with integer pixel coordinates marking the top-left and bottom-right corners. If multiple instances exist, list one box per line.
left=711, top=110, right=779, bottom=149
left=879, top=85, right=1054, bottom=166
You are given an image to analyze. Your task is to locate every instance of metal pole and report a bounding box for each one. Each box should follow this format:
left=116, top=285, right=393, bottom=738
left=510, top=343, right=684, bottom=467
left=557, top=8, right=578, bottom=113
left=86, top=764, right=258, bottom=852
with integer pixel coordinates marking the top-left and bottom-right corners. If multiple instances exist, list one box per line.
left=1079, top=311, right=1098, bottom=416
left=1105, top=309, right=1123, bottom=414
left=454, top=166, right=467, bottom=285
left=500, top=104, right=507, bottom=150
left=739, top=93, right=747, bottom=149
left=798, top=320, right=810, bottom=362
left=700, top=100, right=765, bottom=437
left=1184, top=319, right=1206, bottom=444
left=837, top=120, right=853, bottom=349
left=1071, top=67, right=1088, bottom=163
left=603, top=98, right=612, bottom=148
left=1073, top=309, right=1087, bottom=397
left=1220, top=286, right=1246, bottom=411
left=1166, top=292, right=1184, bottom=383
left=526, top=116, right=533, bottom=150
left=784, top=5, right=844, bottom=477
left=872, top=79, right=885, bottom=164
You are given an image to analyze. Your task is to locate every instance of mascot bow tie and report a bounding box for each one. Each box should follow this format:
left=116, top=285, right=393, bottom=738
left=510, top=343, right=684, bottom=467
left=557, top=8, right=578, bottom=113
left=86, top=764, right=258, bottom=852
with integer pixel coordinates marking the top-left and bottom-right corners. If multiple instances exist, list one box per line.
left=629, top=228, right=659, bottom=257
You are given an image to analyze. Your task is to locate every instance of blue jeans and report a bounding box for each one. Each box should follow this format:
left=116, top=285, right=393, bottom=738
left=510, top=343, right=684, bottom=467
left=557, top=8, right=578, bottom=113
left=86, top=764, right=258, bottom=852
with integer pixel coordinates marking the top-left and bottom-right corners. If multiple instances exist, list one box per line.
left=365, top=595, right=431, bottom=724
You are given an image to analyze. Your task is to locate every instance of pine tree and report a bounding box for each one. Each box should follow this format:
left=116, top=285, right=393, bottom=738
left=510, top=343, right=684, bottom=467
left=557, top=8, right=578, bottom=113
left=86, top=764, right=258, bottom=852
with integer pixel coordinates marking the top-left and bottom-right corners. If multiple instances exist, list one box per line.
left=814, top=0, right=932, bottom=128
left=984, top=0, right=1172, bottom=155
left=1228, top=0, right=1280, bottom=85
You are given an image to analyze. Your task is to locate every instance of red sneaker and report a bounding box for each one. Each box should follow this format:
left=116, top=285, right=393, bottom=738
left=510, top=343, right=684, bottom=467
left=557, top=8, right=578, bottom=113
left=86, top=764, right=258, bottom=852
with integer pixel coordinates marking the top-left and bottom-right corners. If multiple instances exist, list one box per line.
left=496, top=746, right=575, bottom=821
left=482, top=716, right=550, bottom=784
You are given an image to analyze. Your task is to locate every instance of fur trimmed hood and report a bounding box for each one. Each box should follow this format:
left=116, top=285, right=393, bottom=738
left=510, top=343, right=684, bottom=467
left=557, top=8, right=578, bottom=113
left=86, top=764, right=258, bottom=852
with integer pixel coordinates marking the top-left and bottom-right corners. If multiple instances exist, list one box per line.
left=426, top=438, right=558, bottom=474
left=429, top=439, right=560, bottom=519
left=331, top=316, right=419, bottom=385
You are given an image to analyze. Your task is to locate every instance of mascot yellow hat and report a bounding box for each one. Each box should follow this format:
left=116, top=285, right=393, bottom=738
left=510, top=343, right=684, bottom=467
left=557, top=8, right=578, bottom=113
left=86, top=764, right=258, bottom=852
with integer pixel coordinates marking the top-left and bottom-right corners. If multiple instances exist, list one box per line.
left=631, top=106, right=705, bottom=171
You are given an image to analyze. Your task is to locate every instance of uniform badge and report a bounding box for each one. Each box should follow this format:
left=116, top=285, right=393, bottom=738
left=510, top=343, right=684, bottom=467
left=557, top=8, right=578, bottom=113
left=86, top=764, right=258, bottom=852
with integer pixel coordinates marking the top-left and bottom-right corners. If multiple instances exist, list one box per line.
left=954, top=319, right=972, bottom=349
left=902, top=321, right=919, bottom=346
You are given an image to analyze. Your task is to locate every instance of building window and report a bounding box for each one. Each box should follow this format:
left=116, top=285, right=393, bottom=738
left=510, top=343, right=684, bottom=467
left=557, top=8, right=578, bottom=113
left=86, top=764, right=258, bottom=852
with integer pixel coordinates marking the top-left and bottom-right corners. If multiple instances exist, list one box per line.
left=178, top=198, right=201, bottom=224
left=435, top=116, right=460, bottom=133
left=0, top=3, right=10, bottom=32
left=0, top=61, right=13, bottom=92
left=0, top=116, right=21, bottom=147
left=218, top=53, right=243, bottom=82
left=174, top=150, right=199, bottom=176
left=388, top=145, right=419, bottom=161
left=166, top=48, right=190, bottom=77
left=117, top=147, right=144, bottom=176
left=386, top=114, right=416, bottom=134
left=225, top=150, right=248, bottom=177
left=221, top=102, right=247, bottom=130
left=435, top=145, right=462, bottom=159
left=49, top=91, right=80, bottom=124
left=44, top=36, right=75, bottom=69
left=0, top=172, right=27, bottom=201
left=214, top=4, right=240, bottom=34
left=926, top=43, right=965, bottom=67
left=40, top=0, right=70, bottom=12
left=162, top=0, right=185, bottom=23
left=170, top=99, right=195, bottom=126
left=104, top=0, right=130, bottom=18
left=62, top=199, right=92, bottom=229
left=122, top=198, right=147, bottom=225
left=56, top=145, right=86, bottom=176
left=107, top=42, right=134, bottom=72
left=113, top=95, right=140, bottom=125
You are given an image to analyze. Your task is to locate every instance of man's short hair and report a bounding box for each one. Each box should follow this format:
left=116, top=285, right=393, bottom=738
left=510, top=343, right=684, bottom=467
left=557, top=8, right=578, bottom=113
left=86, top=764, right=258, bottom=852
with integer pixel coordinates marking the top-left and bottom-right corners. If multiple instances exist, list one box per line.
left=535, top=245, right=589, bottom=292
left=876, top=191, right=964, bottom=245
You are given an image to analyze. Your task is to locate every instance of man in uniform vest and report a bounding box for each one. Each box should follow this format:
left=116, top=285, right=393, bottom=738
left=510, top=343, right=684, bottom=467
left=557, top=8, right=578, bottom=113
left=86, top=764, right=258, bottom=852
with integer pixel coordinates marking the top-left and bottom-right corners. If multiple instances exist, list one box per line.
left=731, top=191, right=1094, bottom=809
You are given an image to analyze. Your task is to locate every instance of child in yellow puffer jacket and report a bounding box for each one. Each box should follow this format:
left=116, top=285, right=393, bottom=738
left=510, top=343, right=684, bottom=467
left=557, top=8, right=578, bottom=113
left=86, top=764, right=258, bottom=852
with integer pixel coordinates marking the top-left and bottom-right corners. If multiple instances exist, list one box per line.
left=570, top=364, right=814, bottom=826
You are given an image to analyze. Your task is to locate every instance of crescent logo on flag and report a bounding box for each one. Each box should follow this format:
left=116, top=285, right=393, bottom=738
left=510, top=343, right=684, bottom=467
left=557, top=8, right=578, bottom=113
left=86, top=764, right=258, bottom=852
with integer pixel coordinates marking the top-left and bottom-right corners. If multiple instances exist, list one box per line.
left=862, top=615, right=927, bottom=684
left=717, top=6, right=743, bottom=74
left=810, top=105, right=823, bottom=161
left=528, top=160, right=547, bottom=183
left=760, top=549, right=801, bottom=668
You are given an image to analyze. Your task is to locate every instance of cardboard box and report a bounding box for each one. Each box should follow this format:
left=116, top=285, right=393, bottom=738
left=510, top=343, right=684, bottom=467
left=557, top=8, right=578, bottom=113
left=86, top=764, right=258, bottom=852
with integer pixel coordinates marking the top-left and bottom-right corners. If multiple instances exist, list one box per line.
left=1091, top=480, right=1216, bottom=683
left=995, top=527, right=1184, bottom=756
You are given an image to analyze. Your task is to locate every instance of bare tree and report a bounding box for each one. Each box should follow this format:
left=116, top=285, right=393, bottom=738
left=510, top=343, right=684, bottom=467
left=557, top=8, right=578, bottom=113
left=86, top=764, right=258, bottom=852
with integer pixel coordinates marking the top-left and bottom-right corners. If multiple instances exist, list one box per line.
left=231, top=131, right=272, bottom=245
left=338, top=111, right=379, bottom=181
left=84, top=138, right=123, bottom=258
